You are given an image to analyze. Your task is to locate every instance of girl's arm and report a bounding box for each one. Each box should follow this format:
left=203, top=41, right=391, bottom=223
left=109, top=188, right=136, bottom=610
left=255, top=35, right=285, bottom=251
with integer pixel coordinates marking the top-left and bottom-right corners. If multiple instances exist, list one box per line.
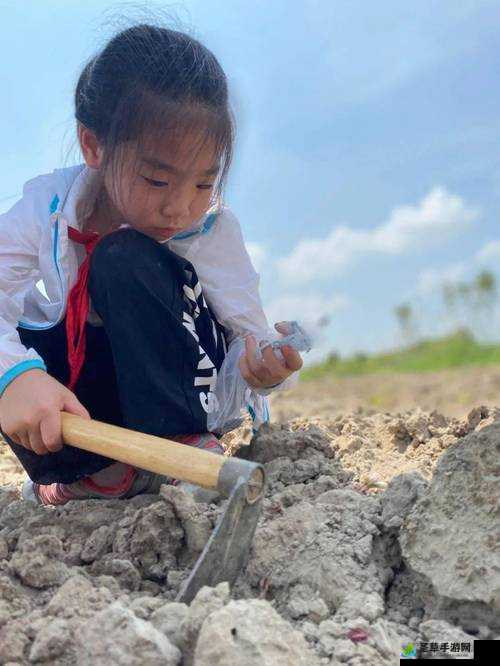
left=194, top=206, right=302, bottom=390
left=188, top=206, right=271, bottom=336
left=0, top=191, right=47, bottom=395
left=0, top=186, right=90, bottom=453
left=193, top=206, right=301, bottom=433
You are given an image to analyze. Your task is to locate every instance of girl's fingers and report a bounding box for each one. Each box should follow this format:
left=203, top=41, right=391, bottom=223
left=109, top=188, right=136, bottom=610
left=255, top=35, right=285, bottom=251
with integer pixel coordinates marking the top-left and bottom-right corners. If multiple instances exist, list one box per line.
left=19, top=431, right=31, bottom=450
left=40, top=411, right=63, bottom=453
left=245, top=336, right=265, bottom=377
left=62, top=391, right=90, bottom=420
left=28, top=426, right=49, bottom=455
left=239, top=352, right=264, bottom=388
left=243, top=334, right=303, bottom=388
left=261, top=345, right=289, bottom=379
left=274, top=321, right=292, bottom=335
left=281, top=345, right=303, bottom=371
left=10, top=430, right=26, bottom=448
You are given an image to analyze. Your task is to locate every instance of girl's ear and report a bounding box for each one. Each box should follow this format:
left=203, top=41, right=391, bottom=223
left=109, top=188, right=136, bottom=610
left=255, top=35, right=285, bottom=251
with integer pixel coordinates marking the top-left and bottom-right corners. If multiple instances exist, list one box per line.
left=78, top=123, right=104, bottom=169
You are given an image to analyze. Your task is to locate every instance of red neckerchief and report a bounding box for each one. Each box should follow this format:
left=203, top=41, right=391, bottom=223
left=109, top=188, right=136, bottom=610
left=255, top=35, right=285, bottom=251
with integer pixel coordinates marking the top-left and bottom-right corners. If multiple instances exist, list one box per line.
left=65, top=226, right=102, bottom=391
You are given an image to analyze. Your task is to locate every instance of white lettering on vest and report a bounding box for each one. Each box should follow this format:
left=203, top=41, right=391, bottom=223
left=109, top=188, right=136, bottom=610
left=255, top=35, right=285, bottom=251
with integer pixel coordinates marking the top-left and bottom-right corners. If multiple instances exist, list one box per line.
left=182, top=303, right=218, bottom=414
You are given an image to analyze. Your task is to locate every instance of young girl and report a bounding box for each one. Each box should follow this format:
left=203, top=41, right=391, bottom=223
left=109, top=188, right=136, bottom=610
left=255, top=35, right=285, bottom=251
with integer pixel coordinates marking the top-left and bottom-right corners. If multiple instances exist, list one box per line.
left=0, top=24, right=302, bottom=505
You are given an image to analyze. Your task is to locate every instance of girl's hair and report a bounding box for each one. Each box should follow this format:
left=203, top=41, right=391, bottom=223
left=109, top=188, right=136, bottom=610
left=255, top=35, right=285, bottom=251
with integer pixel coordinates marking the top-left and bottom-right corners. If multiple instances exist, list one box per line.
left=74, top=23, right=235, bottom=210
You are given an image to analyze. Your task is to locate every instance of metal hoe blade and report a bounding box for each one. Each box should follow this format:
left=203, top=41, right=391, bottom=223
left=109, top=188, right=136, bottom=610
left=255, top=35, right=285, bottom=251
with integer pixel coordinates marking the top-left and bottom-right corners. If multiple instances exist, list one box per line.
left=176, top=461, right=265, bottom=604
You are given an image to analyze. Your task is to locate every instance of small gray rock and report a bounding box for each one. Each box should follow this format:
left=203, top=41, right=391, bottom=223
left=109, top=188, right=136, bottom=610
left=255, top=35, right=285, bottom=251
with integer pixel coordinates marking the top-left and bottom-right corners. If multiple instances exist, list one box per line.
left=193, top=599, right=318, bottom=665
left=76, top=602, right=181, bottom=665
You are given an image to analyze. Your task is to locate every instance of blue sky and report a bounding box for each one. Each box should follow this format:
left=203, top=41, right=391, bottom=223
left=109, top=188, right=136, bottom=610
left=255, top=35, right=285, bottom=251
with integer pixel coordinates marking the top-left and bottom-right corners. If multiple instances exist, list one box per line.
left=1, top=0, right=499, bottom=363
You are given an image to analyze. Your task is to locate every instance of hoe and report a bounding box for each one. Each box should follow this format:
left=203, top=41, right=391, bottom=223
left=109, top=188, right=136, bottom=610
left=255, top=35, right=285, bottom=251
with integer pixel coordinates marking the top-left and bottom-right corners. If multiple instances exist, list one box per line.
left=61, top=412, right=266, bottom=603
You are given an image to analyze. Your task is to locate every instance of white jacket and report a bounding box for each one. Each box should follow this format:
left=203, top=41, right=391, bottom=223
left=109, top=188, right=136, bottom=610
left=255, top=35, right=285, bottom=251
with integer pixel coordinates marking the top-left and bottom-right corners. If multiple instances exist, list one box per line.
left=0, top=164, right=297, bottom=431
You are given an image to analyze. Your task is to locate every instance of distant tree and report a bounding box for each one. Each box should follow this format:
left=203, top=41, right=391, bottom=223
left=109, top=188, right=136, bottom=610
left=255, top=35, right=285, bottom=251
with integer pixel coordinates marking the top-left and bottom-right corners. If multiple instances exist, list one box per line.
left=457, top=282, right=470, bottom=301
left=441, top=271, right=497, bottom=339
left=394, top=303, right=416, bottom=345
left=475, top=270, right=496, bottom=302
left=442, top=282, right=458, bottom=331
left=442, top=281, right=475, bottom=333
left=317, top=315, right=331, bottom=328
left=326, top=351, right=339, bottom=365
left=442, top=283, right=456, bottom=309
left=457, top=281, right=473, bottom=330
left=473, top=270, right=497, bottom=337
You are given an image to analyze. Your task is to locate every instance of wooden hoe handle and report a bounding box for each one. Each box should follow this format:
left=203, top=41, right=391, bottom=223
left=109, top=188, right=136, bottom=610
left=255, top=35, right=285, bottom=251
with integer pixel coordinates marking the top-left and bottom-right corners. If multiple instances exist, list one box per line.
left=61, top=412, right=225, bottom=490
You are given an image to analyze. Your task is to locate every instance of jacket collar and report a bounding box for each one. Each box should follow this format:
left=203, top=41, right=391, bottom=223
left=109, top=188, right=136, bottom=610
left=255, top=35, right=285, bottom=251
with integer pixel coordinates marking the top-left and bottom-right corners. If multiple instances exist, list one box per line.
left=58, top=164, right=101, bottom=230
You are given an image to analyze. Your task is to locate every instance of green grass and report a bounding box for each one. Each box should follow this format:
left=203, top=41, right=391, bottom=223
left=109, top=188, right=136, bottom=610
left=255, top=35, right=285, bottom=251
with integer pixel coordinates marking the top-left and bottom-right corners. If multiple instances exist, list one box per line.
left=302, top=330, right=500, bottom=380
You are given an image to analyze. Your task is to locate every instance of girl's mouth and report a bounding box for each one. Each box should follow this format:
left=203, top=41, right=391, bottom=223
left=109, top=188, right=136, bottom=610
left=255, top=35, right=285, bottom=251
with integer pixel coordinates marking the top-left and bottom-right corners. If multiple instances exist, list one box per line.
left=156, top=228, right=178, bottom=237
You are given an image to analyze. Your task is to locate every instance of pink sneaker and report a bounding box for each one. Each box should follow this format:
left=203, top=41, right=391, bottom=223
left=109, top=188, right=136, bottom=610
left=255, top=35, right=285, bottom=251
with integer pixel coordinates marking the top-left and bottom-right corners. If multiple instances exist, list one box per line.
left=170, top=433, right=224, bottom=502
left=29, top=463, right=138, bottom=506
left=23, top=433, right=223, bottom=506
left=170, top=432, right=224, bottom=454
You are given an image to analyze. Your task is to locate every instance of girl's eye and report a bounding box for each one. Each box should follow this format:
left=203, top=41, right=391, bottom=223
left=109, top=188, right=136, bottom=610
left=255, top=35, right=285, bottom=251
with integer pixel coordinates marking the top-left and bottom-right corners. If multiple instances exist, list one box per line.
left=143, top=177, right=168, bottom=188
left=143, top=177, right=213, bottom=190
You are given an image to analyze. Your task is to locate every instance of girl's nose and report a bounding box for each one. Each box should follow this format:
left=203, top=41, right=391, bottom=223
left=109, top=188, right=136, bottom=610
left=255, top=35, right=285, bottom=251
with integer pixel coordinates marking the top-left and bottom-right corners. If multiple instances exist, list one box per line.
left=161, top=184, right=192, bottom=220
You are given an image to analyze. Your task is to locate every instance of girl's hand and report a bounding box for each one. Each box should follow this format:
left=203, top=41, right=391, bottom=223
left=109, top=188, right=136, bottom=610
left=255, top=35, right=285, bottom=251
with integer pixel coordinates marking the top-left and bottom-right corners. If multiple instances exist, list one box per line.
left=0, top=369, right=90, bottom=455
left=238, top=324, right=303, bottom=390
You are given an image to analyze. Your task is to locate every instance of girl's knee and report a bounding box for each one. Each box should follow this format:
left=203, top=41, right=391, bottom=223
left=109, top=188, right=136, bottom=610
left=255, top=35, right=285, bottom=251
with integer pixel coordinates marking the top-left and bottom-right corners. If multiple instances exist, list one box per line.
left=91, top=228, right=154, bottom=270
left=90, top=228, right=177, bottom=279
left=88, top=228, right=182, bottom=303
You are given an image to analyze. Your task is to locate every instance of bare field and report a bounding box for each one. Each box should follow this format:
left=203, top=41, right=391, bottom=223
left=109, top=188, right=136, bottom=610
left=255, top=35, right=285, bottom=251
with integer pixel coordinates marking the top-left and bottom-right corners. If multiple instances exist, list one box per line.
left=0, top=366, right=498, bottom=663
left=271, top=365, right=500, bottom=421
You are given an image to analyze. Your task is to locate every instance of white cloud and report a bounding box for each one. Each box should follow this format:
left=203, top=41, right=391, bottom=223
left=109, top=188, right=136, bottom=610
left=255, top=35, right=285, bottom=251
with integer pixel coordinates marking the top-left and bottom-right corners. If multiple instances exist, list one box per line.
left=415, top=238, right=500, bottom=296
left=476, top=240, right=500, bottom=264
left=416, top=263, right=468, bottom=296
left=276, top=227, right=371, bottom=283
left=245, top=241, right=267, bottom=273
left=277, top=188, right=479, bottom=285
left=372, top=187, right=477, bottom=252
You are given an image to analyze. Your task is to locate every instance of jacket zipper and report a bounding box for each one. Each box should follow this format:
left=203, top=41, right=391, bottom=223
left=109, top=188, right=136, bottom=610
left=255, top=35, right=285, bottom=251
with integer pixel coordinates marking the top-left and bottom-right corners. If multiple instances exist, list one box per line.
left=18, top=198, right=67, bottom=330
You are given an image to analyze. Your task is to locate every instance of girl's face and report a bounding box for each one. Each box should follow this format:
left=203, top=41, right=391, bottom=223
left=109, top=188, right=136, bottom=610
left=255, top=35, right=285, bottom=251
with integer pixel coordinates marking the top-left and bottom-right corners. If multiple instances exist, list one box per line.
left=102, top=131, right=219, bottom=242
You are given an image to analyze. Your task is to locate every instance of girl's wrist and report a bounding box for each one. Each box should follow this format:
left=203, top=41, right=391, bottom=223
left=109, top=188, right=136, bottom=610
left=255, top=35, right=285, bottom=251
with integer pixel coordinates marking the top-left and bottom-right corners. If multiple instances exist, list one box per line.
left=251, top=380, right=283, bottom=396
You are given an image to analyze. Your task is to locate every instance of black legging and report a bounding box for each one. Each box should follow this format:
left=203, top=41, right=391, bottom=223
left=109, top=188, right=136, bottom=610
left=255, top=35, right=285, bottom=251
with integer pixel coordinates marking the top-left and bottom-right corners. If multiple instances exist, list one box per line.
left=2, top=228, right=227, bottom=484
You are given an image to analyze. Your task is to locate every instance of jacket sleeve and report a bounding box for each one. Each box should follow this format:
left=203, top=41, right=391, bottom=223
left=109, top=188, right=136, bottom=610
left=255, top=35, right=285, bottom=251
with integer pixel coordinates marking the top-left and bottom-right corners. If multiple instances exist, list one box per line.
left=196, top=208, right=299, bottom=433
left=0, top=188, right=46, bottom=397
left=191, top=206, right=271, bottom=340
left=194, top=207, right=299, bottom=383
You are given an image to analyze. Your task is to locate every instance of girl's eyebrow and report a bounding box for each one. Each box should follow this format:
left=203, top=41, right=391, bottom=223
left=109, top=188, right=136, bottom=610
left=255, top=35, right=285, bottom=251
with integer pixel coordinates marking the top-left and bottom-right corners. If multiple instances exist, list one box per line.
left=141, top=156, right=220, bottom=177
